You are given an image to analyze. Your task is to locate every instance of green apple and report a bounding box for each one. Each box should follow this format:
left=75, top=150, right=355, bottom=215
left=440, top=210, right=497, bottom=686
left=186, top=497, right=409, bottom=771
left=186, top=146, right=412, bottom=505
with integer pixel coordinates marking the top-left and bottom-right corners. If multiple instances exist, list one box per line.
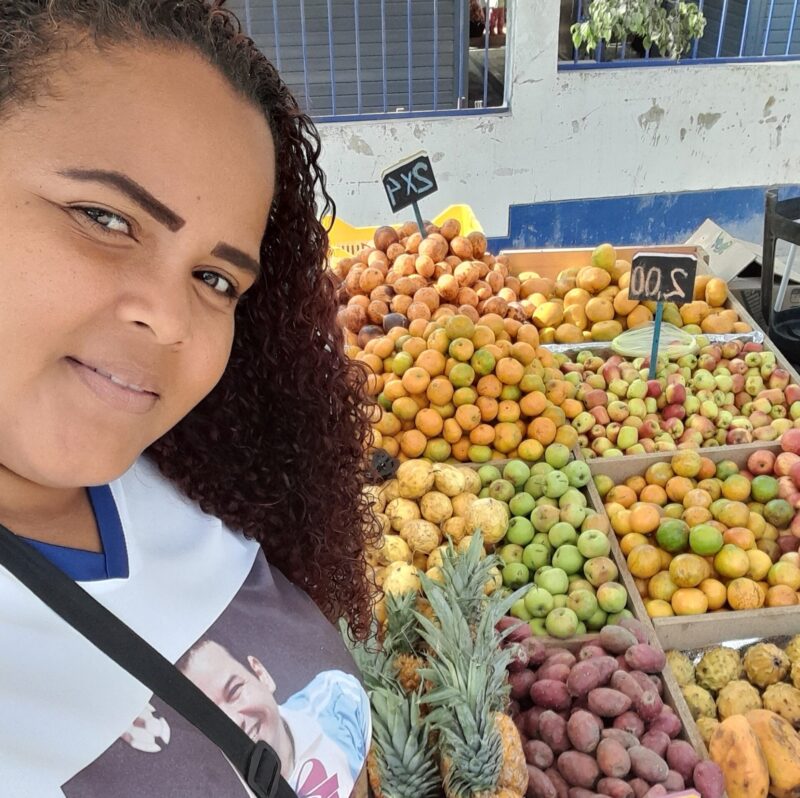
left=522, top=543, right=550, bottom=571
left=545, top=607, right=579, bottom=639
left=503, top=460, right=531, bottom=488
left=506, top=516, right=535, bottom=546
left=545, top=470, right=570, bottom=499
left=529, top=618, right=549, bottom=636
left=524, top=586, right=555, bottom=618
left=567, top=589, right=598, bottom=621
left=510, top=598, right=532, bottom=621
left=502, top=562, right=530, bottom=589
left=477, top=464, right=502, bottom=487
left=545, top=443, right=571, bottom=469
left=489, top=479, right=515, bottom=503
left=552, top=544, right=585, bottom=575
left=596, top=581, right=628, bottom=613
left=563, top=460, right=591, bottom=487
left=537, top=567, right=569, bottom=595
left=499, top=544, right=524, bottom=565
left=585, top=607, right=608, bottom=631
left=577, top=529, right=611, bottom=559
left=548, top=522, right=578, bottom=548
left=509, top=492, right=536, bottom=518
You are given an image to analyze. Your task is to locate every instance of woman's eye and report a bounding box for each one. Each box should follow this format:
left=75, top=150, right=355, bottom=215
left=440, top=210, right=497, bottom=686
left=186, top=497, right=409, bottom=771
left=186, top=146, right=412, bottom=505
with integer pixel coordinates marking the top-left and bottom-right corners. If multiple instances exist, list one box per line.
left=74, top=206, right=132, bottom=236
left=198, top=270, right=239, bottom=300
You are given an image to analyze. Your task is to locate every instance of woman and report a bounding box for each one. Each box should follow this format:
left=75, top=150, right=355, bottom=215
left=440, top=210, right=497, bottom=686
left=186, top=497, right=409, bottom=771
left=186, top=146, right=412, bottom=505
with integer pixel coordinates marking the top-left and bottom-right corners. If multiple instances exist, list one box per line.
left=0, top=2, right=376, bottom=796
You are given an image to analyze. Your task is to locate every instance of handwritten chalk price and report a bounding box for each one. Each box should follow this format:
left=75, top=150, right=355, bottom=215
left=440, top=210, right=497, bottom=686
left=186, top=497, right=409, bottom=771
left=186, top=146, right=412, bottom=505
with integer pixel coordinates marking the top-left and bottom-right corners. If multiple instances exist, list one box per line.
left=628, top=253, right=698, bottom=305
left=382, top=152, right=438, bottom=213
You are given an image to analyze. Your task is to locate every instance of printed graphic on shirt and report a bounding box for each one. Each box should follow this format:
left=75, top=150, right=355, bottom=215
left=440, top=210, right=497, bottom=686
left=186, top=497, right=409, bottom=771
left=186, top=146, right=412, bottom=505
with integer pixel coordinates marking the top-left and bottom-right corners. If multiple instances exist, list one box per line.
left=61, top=554, right=370, bottom=798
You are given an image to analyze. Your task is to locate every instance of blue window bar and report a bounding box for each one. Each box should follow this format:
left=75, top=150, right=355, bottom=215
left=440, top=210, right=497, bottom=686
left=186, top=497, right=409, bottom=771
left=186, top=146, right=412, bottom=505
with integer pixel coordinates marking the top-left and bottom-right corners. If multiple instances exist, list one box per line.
left=561, top=0, right=799, bottom=68
left=225, top=0, right=509, bottom=120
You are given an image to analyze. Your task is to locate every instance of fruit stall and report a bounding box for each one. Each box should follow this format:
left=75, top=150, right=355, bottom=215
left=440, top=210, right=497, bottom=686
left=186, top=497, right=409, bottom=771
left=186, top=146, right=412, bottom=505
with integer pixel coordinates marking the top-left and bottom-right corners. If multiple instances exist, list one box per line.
left=332, top=208, right=800, bottom=798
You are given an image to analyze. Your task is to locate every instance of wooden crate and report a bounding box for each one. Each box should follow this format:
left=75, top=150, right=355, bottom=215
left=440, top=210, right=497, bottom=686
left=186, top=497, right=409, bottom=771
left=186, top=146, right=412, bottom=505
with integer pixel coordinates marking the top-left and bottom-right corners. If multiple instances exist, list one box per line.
left=586, top=442, right=800, bottom=652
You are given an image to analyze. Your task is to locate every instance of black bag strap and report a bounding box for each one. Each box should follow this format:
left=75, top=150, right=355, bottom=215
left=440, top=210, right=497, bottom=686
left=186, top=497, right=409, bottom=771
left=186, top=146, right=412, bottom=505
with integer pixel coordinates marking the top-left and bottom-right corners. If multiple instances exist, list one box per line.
left=0, top=522, right=298, bottom=798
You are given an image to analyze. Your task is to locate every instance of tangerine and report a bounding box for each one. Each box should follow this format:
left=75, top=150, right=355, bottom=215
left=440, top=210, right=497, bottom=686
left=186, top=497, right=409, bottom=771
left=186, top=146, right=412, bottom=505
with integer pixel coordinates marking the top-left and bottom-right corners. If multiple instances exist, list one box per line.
left=727, top=577, right=763, bottom=610
left=444, top=314, right=475, bottom=341
left=606, top=485, right=638, bottom=509
left=630, top=503, right=661, bottom=535
left=672, top=450, right=702, bottom=478
left=518, top=439, right=545, bottom=462
left=646, top=599, right=675, bottom=618
left=766, top=585, right=799, bottom=607
left=399, top=429, right=427, bottom=457
left=665, top=476, right=694, bottom=503
left=621, top=532, right=650, bottom=556
left=527, top=417, right=557, bottom=446
left=426, top=376, right=454, bottom=405
left=627, top=544, right=662, bottom=578
left=698, top=578, right=727, bottom=610
left=640, top=484, right=668, bottom=506
left=722, top=474, right=751, bottom=501
left=649, top=571, right=679, bottom=602
left=671, top=588, right=709, bottom=615
left=416, top=349, right=447, bottom=377
left=669, top=553, right=708, bottom=587
left=496, top=357, right=525, bottom=385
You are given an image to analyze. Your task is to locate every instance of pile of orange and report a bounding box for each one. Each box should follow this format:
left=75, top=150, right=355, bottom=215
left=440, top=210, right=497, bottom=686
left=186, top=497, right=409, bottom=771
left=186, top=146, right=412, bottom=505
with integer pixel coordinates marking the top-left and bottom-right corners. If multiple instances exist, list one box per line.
left=595, top=450, right=800, bottom=617
left=350, top=313, right=580, bottom=463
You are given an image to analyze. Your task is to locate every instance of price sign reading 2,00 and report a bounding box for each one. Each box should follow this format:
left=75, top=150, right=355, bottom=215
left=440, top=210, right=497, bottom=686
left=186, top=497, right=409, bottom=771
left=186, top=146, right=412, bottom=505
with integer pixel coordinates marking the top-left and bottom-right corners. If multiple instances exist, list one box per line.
left=628, top=253, right=698, bottom=305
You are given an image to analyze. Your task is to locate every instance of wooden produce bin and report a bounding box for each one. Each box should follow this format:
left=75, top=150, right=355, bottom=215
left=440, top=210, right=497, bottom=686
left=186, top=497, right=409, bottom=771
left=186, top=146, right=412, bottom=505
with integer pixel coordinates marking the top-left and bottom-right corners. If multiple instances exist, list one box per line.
left=584, top=442, right=800, bottom=652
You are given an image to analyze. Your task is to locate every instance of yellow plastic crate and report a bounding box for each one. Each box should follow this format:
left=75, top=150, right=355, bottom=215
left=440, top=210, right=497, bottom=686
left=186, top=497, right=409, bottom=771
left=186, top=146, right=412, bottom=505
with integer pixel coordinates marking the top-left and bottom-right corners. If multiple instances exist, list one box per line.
left=325, top=203, right=484, bottom=260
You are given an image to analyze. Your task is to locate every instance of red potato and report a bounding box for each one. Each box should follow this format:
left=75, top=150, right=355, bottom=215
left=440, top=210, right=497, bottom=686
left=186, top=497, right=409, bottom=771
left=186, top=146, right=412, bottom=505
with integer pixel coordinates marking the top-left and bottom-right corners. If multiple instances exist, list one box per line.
left=641, top=787, right=667, bottom=798
left=692, top=760, right=725, bottom=798
left=510, top=670, right=538, bottom=701
left=524, top=706, right=545, bottom=739
left=539, top=710, right=571, bottom=754
left=639, top=730, right=670, bottom=758
left=665, top=740, right=699, bottom=782
left=557, top=751, right=600, bottom=789
left=531, top=680, right=572, bottom=712
left=587, top=688, right=632, bottom=718
left=663, top=770, right=685, bottom=792
left=646, top=708, right=681, bottom=739
left=545, top=649, right=578, bottom=668
left=618, top=618, right=651, bottom=644
left=527, top=765, right=558, bottom=798
left=509, top=699, right=522, bottom=719
left=629, top=671, right=663, bottom=697
left=634, top=690, right=663, bottom=723
left=628, top=779, right=650, bottom=798
left=628, top=746, right=669, bottom=784
left=600, top=728, right=639, bottom=749
left=538, top=662, right=572, bottom=683
left=595, top=738, right=631, bottom=779
left=545, top=767, right=571, bottom=798
left=612, top=711, right=645, bottom=738
left=524, top=740, right=555, bottom=770
left=509, top=646, right=532, bottom=672
left=615, top=655, right=631, bottom=672
left=591, top=656, right=621, bottom=684
left=578, top=644, right=608, bottom=660
left=498, top=616, right=534, bottom=643
left=566, top=790, right=597, bottom=798
left=567, top=661, right=606, bottom=698
left=523, top=636, right=548, bottom=666
left=596, top=778, right=633, bottom=798
left=624, top=644, right=666, bottom=674
left=567, top=711, right=601, bottom=754
left=598, top=626, right=639, bottom=654
left=609, top=671, right=644, bottom=701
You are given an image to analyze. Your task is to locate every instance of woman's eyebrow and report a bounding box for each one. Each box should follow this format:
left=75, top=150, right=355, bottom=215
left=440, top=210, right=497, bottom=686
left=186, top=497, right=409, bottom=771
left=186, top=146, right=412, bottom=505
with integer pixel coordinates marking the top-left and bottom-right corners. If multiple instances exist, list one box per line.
left=57, top=167, right=185, bottom=232
left=57, top=168, right=261, bottom=277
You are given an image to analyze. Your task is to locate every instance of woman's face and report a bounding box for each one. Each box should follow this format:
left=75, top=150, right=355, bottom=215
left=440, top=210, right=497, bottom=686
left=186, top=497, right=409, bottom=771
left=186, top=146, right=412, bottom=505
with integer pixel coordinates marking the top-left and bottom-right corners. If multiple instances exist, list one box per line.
left=0, top=45, right=275, bottom=488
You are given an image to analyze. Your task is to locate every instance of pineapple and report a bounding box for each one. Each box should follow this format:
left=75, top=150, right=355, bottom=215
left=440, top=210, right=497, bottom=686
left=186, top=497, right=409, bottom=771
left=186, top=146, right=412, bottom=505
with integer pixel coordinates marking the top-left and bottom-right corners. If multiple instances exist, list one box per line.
left=417, top=570, right=528, bottom=798
left=366, top=686, right=441, bottom=798
left=383, top=591, right=426, bottom=693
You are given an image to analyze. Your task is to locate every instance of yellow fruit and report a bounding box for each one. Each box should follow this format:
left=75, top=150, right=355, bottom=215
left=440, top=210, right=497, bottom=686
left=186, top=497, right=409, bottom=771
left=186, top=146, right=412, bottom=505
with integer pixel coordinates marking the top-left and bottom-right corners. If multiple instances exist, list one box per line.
left=628, top=544, right=662, bottom=579
left=672, top=450, right=702, bottom=478
left=671, top=587, right=709, bottom=615
left=708, top=715, right=769, bottom=798
left=727, top=577, right=764, bottom=610
left=645, top=599, right=674, bottom=618
left=669, top=553, right=709, bottom=588
left=744, top=710, right=800, bottom=798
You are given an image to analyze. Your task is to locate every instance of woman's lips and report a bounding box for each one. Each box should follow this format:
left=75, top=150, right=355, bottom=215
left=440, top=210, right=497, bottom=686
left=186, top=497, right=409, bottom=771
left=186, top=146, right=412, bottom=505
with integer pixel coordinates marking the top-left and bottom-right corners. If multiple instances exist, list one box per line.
left=66, top=357, right=159, bottom=414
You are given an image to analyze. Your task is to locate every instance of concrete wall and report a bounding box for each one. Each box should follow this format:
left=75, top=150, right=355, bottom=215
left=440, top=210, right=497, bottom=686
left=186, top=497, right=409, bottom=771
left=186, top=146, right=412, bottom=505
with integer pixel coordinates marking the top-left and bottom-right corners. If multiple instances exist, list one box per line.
left=316, top=0, right=800, bottom=244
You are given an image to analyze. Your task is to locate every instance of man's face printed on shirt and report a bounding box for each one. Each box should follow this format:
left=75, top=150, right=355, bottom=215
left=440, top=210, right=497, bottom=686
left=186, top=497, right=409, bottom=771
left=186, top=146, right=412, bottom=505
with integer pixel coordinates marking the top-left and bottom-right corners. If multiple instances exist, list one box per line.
left=178, top=640, right=291, bottom=760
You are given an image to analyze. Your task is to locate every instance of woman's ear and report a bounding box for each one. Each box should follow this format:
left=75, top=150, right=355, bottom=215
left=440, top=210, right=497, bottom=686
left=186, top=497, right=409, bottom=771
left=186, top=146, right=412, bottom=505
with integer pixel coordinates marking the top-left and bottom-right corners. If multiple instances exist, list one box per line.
left=248, top=655, right=276, bottom=693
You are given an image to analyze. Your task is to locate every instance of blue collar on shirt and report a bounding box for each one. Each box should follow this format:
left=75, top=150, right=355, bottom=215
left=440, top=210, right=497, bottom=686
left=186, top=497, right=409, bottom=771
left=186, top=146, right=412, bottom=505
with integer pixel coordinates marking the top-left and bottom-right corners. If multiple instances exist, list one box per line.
left=20, top=484, right=129, bottom=581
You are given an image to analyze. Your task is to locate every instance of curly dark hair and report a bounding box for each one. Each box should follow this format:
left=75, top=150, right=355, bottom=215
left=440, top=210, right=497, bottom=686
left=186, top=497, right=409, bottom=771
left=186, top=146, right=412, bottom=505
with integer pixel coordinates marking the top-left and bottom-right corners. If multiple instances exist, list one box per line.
left=0, top=0, right=378, bottom=637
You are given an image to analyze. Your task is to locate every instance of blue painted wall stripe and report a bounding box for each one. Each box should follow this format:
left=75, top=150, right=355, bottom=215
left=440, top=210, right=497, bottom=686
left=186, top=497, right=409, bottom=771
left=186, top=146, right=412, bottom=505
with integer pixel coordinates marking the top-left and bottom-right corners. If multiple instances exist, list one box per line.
left=486, top=185, right=800, bottom=252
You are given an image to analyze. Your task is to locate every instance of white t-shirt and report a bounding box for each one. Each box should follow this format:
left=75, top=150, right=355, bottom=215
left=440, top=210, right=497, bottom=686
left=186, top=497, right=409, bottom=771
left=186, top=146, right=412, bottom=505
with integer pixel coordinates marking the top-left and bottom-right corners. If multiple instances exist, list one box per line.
left=0, top=457, right=370, bottom=797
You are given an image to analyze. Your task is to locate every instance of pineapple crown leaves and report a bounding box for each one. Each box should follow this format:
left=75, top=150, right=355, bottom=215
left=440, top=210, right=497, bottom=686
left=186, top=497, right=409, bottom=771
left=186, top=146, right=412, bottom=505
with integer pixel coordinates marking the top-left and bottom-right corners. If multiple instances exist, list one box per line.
left=369, top=688, right=441, bottom=798
left=382, top=590, right=422, bottom=656
left=339, top=618, right=402, bottom=694
left=432, top=531, right=504, bottom=626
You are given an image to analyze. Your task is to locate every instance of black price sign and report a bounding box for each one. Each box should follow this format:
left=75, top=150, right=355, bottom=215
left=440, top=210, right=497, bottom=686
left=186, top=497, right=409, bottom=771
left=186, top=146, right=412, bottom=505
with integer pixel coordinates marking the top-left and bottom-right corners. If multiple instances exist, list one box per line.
left=382, top=152, right=438, bottom=213
left=628, top=253, right=698, bottom=304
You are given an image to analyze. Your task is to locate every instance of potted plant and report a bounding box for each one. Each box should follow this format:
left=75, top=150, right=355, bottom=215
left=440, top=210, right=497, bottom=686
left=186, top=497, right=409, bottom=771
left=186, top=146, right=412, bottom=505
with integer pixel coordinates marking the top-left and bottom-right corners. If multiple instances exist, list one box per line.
left=571, top=0, right=706, bottom=61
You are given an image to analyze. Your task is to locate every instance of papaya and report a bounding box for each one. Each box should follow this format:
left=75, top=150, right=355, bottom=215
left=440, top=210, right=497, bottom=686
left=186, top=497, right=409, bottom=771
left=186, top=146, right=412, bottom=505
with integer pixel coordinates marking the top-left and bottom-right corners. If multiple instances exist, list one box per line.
left=708, top=715, right=769, bottom=798
left=745, top=709, right=800, bottom=798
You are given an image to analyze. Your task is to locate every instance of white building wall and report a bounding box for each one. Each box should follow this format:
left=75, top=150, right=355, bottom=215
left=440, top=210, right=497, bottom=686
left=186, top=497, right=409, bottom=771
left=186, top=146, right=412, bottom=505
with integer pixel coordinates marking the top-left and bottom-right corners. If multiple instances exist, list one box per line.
left=316, top=0, right=800, bottom=238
